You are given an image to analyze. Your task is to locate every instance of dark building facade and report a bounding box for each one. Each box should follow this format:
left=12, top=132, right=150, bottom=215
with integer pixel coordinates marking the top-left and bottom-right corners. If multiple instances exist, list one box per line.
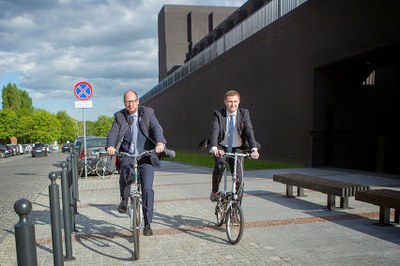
left=158, top=5, right=237, bottom=81
left=146, top=0, right=400, bottom=175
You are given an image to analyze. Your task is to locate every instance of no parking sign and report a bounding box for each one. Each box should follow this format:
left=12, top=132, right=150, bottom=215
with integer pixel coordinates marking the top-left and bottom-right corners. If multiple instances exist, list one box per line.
left=74, top=81, right=93, bottom=100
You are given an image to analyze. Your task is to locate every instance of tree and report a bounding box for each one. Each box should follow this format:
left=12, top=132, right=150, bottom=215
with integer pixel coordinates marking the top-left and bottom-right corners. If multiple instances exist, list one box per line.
left=28, top=110, right=61, bottom=143
left=0, top=108, right=17, bottom=142
left=1, top=83, right=33, bottom=111
left=56, top=111, right=79, bottom=143
left=93, top=115, right=113, bottom=137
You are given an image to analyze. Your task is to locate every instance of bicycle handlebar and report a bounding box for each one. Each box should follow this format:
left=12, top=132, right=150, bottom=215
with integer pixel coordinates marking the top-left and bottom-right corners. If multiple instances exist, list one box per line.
left=224, top=152, right=251, bottom=158
left=99, top=148, right=176, bottom=159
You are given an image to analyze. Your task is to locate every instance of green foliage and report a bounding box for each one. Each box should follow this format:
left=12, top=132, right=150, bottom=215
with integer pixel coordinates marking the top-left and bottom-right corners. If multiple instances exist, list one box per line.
left=93, top=115, right=113, bottom=136
left=0, top=108, right=17, bottom=141
left=165, top=151, right=304, bottom=170
left=29, top=110, right=61, bottom=143
left=56, top=111, right=79, bottom=143
left=2, top=83, right=33, bottom=111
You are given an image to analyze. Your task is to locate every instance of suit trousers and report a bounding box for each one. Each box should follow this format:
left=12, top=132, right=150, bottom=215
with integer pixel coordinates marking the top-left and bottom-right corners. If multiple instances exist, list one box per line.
left=119, top=156, right=155, bottom=225
left=211, top=148, right=243, bottom=192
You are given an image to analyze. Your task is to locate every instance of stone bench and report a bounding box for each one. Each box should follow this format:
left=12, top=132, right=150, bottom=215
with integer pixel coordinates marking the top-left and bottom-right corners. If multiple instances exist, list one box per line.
left=273, top=173, right=370, bottom=210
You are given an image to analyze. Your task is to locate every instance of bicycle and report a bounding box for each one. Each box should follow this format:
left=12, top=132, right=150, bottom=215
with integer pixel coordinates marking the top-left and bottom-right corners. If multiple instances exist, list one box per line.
left=77, top=153, right=114, bottom=178
left=113, top=149, right=175, bottom=260
left=214, top=151, right=250, bottom=244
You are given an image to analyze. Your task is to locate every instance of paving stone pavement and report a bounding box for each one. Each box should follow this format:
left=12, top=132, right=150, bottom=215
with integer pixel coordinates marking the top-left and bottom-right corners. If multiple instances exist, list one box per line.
left=1, top=161, right=400, bottom=265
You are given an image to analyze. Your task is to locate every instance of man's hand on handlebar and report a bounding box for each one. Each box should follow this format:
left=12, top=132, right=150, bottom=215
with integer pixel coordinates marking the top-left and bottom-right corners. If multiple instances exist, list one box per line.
left=107, top=146, right=117, bottom=156
left=155, top=142, right=165, bottom=154
left=250, top=150, right=259, bottom=160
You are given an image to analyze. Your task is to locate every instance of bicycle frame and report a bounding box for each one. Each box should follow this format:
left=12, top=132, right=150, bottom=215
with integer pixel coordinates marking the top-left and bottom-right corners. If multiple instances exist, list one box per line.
left=215, top=151, right=249, bottom=245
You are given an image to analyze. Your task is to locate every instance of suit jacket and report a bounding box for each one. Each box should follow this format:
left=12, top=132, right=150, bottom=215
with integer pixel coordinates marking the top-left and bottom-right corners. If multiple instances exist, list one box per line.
left=209, top=107, right=258, bottom=150
left=106, top=106, right=167, bottom=167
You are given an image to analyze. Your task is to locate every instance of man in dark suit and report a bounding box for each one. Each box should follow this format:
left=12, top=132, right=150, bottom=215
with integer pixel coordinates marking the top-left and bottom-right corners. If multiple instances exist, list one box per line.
left=106, top=90, right=166, bottom=236
left=208, top=90, right=260, bottom=201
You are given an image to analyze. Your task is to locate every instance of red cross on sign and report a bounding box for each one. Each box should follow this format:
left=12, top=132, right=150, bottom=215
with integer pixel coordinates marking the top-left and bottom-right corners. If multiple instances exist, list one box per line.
left=74, top=81, right=93, bottom=100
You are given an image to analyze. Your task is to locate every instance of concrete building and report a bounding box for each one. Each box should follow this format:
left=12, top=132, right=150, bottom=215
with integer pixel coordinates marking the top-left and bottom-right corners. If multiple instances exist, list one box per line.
left=144, top=0, right=400, bottom=176
left=158, top=5, right=238, bottom=81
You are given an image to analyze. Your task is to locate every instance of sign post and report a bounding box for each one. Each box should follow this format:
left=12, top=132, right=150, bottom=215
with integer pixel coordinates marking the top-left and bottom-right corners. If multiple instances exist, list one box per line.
left=74, top=81, right=93, bottom=179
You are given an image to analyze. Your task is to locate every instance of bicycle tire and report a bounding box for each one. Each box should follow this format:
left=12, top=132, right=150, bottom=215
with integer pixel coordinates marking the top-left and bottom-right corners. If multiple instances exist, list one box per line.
left=226, top=203, right=244, bottom=245
left=132, top=197, right=140, bottom=260
left=215, top=202, right=225, bottom=226
left=95, top=159, right=113, bottom=178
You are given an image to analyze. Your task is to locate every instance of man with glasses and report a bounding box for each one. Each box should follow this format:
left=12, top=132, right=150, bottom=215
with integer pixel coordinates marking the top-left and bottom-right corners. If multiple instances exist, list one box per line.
left=106, top=90, right=166, bottom=236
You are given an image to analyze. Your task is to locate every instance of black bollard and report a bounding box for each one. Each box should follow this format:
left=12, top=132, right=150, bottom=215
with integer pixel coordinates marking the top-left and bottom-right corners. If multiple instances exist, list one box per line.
left=66, top=157, right=77, bottom=232
left=60, top=162, right=76, bottom=261
left=48, top=171, right=64, bottom=266
left=14, top=198, right=38, bottom=266
left=71, top=152, right=80, bottom=203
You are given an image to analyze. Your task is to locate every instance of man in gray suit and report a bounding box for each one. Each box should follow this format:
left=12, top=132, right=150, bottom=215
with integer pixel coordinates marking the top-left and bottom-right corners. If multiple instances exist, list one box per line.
left=208, top=90, right=260, bottom=202
left=106, top=90, right=166, bottom=236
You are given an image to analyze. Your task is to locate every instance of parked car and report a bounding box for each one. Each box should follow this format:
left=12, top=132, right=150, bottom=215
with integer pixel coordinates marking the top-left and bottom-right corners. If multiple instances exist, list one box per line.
left=32, top=143, right=48, bottom=157
left=62, top=143, right=72, bottom=153
left=0, top=145, right=10, bottom=158
left=5, top=145, right=16, bottom=156
left=76, top=137, right=107, bottom=175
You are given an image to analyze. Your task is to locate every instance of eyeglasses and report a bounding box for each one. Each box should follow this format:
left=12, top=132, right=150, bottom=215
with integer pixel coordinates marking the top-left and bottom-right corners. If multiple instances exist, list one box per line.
left=124, top=99, right=138, bottom=105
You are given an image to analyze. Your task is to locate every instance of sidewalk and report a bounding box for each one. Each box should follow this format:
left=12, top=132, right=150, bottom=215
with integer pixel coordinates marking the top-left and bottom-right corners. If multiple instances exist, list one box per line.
left=1, top=162, right=399, bottom=265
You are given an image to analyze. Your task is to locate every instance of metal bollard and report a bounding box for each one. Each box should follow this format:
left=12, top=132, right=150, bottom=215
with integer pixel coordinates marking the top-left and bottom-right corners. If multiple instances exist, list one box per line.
left=71, top=152, right=80, bottom=202
left=48, top=171, right=64, bottom=266
left=60, top=163, right=76, bottom=261
left=14, top=198, right=38, bottom=266
left=66, top=157, right=77, bottom=232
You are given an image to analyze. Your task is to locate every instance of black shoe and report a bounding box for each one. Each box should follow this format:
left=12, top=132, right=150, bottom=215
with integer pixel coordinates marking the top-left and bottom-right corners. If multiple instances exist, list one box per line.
left=118, top=199, right=127, bottom=213
left=209, top=191, right=219, bottom=202
left=143, top=224, right=153, bottom=236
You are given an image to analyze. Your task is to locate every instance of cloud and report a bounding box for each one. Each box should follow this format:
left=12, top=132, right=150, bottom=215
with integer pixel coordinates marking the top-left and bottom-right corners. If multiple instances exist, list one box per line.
left=0, top=0, right=244, bottom=120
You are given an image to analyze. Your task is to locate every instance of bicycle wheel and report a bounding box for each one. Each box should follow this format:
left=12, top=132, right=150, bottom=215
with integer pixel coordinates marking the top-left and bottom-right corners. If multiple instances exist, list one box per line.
left=77, top=160, right=84, bottom=177
left=95, top=158, right=113, bottom=178
left=226, top=203, right=244, bottom=244
left=132, top=197, right=140, bottom=260
left=215, top=202, right=225, bottom=226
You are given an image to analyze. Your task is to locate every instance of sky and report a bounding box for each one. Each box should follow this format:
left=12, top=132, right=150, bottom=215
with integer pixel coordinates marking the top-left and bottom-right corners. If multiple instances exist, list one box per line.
left=0, top=0, right=244, bottom=121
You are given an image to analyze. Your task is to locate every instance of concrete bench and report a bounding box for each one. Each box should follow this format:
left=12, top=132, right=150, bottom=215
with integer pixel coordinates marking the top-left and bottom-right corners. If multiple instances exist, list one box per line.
left=273, top=173, right=370, bottom=210
left=355, top=189, right=400, bottom=225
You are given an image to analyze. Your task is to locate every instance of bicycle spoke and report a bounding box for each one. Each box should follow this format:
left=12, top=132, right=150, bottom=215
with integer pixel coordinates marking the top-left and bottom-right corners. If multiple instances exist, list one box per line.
left=95, top=159, right=113, bottom=178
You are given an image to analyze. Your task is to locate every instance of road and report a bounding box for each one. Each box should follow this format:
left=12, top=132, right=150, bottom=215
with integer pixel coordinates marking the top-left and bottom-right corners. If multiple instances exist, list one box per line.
left=0, top=151, right=70, bottom=244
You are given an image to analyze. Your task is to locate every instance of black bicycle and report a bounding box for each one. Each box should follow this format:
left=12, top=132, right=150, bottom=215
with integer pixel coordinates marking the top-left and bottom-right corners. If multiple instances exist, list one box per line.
left=214, top=151, right=249, bottom=244
left=114, top=149, right=175, bottom=260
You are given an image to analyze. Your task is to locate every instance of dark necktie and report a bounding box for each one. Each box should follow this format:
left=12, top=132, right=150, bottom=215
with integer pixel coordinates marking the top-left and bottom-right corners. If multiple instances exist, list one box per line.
left=227, top=115, right=234, bottom=152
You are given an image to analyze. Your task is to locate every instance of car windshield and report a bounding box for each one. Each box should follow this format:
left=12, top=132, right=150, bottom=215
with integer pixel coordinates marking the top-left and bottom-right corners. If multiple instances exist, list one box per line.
left=35, top=143, right=45, bottom=148
left=85, top=138, right=106, bottom=148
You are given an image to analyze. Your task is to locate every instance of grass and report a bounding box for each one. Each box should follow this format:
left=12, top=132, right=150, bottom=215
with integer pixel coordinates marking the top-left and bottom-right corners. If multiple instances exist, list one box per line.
left=164, top=150, right=304, bottom=170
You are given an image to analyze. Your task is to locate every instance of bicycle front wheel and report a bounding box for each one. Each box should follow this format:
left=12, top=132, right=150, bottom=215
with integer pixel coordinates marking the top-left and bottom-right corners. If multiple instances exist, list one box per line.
left=226, top=203, right=244, bottom=244
left=95, top=159, right=113, bottom=178
left=132, top=197, right=141, bottom=260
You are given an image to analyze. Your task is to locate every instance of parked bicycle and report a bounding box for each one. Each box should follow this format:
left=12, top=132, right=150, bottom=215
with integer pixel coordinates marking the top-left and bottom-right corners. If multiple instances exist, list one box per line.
left=214, top=151, right=250, bottom=244
left=77, top=153, right=113, bottom=178
left=112, top=149, right=175, bottom=260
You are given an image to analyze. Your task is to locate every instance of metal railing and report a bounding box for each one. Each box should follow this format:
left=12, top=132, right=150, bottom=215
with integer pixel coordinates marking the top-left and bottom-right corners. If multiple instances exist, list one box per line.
left=141, top=0, right=308, bottom=103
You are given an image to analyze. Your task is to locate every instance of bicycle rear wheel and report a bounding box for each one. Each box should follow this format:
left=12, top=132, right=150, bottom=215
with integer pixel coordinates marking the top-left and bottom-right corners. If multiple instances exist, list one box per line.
left=132, top=197, right=140, bottom=260
left=226, top=203, right=244, bottom=244
left=95, top=158, right=113, bottom=178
